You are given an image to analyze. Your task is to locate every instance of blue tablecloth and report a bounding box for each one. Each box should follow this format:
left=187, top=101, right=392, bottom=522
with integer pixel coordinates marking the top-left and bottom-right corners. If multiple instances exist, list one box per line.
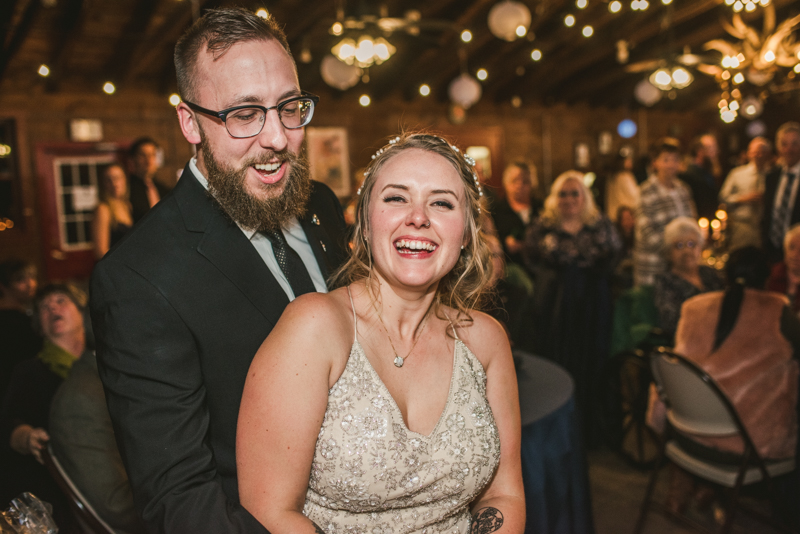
left=515, top=351, right=595, bottom=534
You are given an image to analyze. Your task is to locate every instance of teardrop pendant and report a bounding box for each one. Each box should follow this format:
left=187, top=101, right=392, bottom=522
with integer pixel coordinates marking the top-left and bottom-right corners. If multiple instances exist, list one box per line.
left=393, top=354, right=404, bottom=368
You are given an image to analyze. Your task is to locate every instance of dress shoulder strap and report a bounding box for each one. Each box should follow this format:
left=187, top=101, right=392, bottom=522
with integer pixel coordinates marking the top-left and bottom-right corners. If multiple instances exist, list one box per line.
left=443, top=310, right=460, bottom=340
left=347, top=286, right=358, bottom=342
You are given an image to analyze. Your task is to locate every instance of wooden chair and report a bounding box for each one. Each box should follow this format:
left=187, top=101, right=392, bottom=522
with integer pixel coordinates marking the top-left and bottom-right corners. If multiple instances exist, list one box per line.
left=41, top=444, right=115, bottom=534
left=634, top=347, right=796, bottom=534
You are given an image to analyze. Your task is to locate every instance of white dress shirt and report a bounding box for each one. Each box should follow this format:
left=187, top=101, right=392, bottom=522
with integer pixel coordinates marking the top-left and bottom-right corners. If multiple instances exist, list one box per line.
left=189, top=158, right=327, bottom=300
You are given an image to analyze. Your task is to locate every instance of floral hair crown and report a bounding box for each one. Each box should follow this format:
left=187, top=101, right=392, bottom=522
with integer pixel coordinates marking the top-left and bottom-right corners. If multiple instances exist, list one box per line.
left=357, top=135, right=484, bottom=209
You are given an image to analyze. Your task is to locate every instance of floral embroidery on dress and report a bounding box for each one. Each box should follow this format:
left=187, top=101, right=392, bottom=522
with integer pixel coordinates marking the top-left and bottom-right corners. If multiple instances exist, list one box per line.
left=303, top=340, right=500, bottom=533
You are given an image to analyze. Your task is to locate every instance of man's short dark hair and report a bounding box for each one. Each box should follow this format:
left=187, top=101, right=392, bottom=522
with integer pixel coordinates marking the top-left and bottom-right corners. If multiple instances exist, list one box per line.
left=174, top=7, right=292, bottom=103
left=129, top=137, right=159, bottom=159
left=0, top=258, right=34, bottom=288
left=651, top=137, right=681, bottom=159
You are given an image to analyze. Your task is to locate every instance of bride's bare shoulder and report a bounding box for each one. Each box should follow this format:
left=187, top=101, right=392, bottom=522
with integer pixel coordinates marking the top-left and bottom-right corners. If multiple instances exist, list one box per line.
left=280, top=288, right=354, bottom=336
left=450, top=309, right=511, bottom=368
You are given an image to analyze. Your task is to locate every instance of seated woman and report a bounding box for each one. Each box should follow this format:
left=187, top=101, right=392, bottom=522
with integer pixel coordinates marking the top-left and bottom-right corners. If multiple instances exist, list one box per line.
left=654, top=217, right=723, bottom=340
left=92, top=163, right=134, bottom=259
left=1, top=283, right=88, bottom=527
left=767, top=223, right=800, bottom=314
left=522, top=170, right=621, bottom=445
left=237, top=133, right=524, bottom=534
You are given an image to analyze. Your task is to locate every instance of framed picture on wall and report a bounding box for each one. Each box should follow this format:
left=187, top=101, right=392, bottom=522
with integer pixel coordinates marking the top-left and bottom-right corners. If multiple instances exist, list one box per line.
left=307, top=127, right=350, bottom=197
left=574, top=142, right=591, bottom=169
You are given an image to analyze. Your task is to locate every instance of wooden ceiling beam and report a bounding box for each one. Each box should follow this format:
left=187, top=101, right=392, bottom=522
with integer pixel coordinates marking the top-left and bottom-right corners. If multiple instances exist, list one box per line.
left=494, top=0, right=720, bottom=104
left=0, top=0, right=22, bottom=52
left=0, top=0, right=39, bottom=83
left=105, top=0, right=160, bottom=84
left=43, top=0, right=87, bottom=91
left=369, top=0, right=496, bottom=100
left=124, top=0, right=218, bottom=85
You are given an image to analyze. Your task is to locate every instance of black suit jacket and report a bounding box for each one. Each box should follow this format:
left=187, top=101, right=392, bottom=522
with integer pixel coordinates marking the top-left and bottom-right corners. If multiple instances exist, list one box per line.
left=90, top=166, right=348, bottom=534
left=761, top=166, right=800, bottom=263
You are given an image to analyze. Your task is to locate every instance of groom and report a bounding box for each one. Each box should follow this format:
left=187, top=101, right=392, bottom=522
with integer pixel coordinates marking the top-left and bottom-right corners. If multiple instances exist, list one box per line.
left=90, top=8, right=348, bottom=534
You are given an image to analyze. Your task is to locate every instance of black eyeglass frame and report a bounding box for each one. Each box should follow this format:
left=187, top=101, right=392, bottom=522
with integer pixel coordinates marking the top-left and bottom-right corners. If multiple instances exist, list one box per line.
left=182, top=92, right=319, bottom=137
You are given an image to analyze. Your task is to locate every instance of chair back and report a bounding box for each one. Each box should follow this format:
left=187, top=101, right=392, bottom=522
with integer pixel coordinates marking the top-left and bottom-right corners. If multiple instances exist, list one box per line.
left=41, top=444, right=115, bottom=534
left=650, top=348, right=742, bottom=437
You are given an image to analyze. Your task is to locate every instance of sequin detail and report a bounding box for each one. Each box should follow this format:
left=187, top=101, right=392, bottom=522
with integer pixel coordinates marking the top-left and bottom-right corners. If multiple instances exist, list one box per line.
left=303, top=340, right=501, bottom=533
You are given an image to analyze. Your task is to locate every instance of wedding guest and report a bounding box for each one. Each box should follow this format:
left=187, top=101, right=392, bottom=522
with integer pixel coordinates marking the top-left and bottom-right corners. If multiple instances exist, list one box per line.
left=523, top=170, right=621, bottom=445
left=654, top=217, right=723, bottom=340
left=719, top=137, right=773, bottom=250
left=604, top=153, right=640, bottom=222
left=1, top=283, right=87, bottom=531
left=493, top=161, right=541, bottom=267
left=634, top=138, right=696, bottom=286
left=767, top=223, right=800, bottom=314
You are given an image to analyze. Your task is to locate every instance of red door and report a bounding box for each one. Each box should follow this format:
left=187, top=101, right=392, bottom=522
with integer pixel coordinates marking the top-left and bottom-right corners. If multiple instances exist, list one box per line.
left=36, top=143, right=121, bottom=282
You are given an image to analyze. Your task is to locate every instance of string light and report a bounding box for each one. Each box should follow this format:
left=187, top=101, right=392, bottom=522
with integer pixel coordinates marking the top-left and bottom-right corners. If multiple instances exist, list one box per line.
left=564, top=15, right=575, bottom=27
left=461, top=30, right=472, bottom=42
left=577, top=0, right=588, bottom=8
left=531, top=49, right=542, bottom=61
left=609, top=1, right=622, bottom=12
left=419, top=84, right=430, bottom=96
left=331, top=22, right=343, bottom=36
left=255, top=8, right=268, bottom=19
left=169, top=94, right=181, bottom=106
left=37, top=65, right=50, bottom=77
left=477, top=69, right=488, bottom=80
left=103, top=82, right=116, bottom=94
left=582, top=25, right=593, bottom=37
left=359, top=94, right=371, bottom=107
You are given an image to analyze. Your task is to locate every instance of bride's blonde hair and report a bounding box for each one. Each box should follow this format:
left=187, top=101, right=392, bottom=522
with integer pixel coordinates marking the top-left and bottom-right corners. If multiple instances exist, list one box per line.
left=330, top=132, right=494, bottom=321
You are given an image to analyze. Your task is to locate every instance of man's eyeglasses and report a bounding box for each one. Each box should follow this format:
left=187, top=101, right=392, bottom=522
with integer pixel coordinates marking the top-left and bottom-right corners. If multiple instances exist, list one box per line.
left=558, top=190, right=580, bottom=199
left=183, top=93, right=319, bottom=138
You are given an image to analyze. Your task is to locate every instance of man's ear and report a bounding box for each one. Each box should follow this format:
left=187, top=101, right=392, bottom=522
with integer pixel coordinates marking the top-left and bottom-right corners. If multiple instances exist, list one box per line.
left=176, top=103, right=201, bottom=145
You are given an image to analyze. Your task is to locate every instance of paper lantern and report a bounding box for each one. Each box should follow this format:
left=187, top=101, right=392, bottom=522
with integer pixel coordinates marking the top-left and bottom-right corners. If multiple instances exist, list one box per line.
left=448, top=73, right=482, bottom=109
left=488, top=1, right=531, bottom=42
left=320, top=55, right=361, bottom=90
left=634, top=79, right=662, bottom=106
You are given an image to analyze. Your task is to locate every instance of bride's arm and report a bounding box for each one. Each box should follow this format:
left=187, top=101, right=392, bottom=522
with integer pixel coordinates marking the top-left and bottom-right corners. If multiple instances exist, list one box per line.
left=237, top=293, right=347, bottom=534
left=463, top=313, right=526, bottom=534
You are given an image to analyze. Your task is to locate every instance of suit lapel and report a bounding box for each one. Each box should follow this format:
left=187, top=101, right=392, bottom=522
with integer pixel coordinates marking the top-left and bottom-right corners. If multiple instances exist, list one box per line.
left=177, top=169, right=289, bottom=327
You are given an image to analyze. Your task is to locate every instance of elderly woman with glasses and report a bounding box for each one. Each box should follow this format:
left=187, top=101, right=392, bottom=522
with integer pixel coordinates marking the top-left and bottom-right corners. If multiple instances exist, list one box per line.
left=522, top=170, right=621, bottom=445
left=654, top=217, right=723, bottom=339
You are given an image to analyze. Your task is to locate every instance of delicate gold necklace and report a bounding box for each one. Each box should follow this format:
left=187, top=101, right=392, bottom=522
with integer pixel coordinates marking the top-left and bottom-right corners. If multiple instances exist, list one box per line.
left=371, top=300, right=432, bottom=368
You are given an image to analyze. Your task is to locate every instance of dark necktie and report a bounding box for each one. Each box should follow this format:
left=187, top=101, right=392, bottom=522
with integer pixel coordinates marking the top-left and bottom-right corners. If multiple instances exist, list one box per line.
left=771, top=171, right=797, bottom=248
left=263, top=230, right=317, bottom=297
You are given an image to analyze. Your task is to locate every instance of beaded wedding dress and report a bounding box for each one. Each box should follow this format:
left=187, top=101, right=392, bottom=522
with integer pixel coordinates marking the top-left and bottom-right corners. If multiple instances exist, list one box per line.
left=302, top=290, right=501, bottom=533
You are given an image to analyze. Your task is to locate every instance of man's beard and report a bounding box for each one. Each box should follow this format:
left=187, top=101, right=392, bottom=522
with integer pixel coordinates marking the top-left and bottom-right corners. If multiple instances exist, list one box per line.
left=200, top=133, right=312, bottom=232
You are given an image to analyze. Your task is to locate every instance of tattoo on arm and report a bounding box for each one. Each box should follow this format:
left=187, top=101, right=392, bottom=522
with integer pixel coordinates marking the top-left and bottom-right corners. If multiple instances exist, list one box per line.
left=312, top=522, right=326, bottom=534
left=470, top=507, right=504, bottom=534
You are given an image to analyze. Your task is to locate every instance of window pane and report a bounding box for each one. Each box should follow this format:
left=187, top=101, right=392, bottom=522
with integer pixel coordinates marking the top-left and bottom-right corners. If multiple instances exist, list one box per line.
left=63, top=193, right=75, bottom=215
left=78, top=164, right=91, bottom=186
left=66, top=221, right=79, bottom=244
left=61, top=165, right=73, bottom=187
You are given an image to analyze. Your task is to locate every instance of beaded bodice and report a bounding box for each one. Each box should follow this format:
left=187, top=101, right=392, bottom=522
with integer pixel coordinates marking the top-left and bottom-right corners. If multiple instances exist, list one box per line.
left=302, top=306, right=500, bottom=534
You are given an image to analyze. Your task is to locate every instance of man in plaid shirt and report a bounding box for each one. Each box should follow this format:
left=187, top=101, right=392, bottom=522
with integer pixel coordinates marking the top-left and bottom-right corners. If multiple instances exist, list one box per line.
left=634, top=139, right=697, bottom=286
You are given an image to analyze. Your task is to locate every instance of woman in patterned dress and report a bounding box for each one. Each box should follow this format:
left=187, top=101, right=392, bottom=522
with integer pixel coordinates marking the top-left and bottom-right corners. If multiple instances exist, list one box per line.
left=237, top=133, right=525, bottom=534
left=522, top=170, right=622, bottom=446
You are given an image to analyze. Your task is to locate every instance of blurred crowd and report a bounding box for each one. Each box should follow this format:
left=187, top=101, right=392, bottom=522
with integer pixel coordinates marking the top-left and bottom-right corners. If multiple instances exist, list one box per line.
left=3, top=123, right=800, bottom=530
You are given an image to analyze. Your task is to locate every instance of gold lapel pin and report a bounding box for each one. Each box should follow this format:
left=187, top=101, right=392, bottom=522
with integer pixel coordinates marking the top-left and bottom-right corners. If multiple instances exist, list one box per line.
left=311, top=214, right=320, bottom=225
left=320, top=241, right=327, bottom=252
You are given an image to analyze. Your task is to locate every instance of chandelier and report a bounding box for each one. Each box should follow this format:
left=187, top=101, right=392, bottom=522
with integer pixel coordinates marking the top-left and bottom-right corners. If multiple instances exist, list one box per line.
left=648, top=64, right=694, bottom=90
left=331, top=35, right=396, bottom=68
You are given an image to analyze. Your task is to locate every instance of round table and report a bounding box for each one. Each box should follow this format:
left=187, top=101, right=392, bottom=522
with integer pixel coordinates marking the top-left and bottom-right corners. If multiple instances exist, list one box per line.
left=515, top=351, right=595, bottom=534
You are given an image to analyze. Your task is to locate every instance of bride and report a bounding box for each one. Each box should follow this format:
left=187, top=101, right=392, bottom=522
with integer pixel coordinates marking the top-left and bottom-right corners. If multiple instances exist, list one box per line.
left=237, top=133, right=524, bottom=534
